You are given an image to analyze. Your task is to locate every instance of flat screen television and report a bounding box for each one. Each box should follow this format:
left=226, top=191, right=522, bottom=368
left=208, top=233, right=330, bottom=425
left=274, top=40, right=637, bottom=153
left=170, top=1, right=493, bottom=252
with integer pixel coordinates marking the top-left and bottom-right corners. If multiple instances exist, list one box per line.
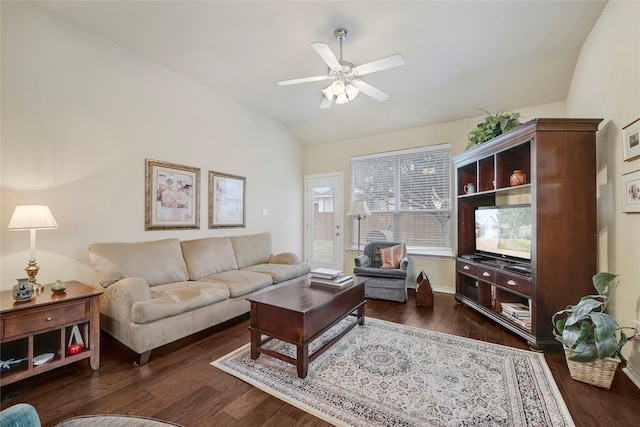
left=475, top=204, right=532, bottom=262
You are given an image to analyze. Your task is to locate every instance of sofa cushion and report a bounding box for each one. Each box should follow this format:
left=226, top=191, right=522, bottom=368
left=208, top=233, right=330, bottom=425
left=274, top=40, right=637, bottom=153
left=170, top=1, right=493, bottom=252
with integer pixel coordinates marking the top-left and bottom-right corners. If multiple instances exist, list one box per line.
left=89, top=239, right=188, bottom=287
left=230, top=233, right=272, bottom=269
left=200, top=270, right=272, bottom=298
left=132, top=281, right=230, bottom=324
left=243, top=263, right=310, bottom=284
left=180, top=237, right=238, bottom=280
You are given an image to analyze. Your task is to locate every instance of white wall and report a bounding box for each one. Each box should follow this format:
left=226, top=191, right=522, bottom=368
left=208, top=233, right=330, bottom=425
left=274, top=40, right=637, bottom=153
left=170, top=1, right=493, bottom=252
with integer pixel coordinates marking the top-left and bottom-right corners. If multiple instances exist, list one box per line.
left=565, top=0, right=640, bottom=378
left=0, top=2, right=305, bottom=289
left=303, top=101, right=566, bottom=292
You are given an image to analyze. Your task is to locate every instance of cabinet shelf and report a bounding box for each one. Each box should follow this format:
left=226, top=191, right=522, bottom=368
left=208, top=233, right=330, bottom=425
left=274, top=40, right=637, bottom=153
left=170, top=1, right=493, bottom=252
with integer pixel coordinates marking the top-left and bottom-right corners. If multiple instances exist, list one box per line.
left=453, top=118, right=602, bottom=350
left=457, top=184, right=531, bottom=199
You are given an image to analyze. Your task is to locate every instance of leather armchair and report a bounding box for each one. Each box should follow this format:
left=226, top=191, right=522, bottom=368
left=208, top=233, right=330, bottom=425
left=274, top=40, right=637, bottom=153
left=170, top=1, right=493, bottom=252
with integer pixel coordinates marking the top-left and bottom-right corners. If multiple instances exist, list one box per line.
left=354, top=241, right=408, bottom=302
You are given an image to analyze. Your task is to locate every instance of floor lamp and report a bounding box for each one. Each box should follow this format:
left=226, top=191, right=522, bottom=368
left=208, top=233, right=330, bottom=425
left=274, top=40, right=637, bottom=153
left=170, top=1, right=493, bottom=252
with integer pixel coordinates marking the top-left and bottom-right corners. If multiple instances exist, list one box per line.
left=8, top=205, right=58, bottom=293
left=348, top=200, right=371, bottom=255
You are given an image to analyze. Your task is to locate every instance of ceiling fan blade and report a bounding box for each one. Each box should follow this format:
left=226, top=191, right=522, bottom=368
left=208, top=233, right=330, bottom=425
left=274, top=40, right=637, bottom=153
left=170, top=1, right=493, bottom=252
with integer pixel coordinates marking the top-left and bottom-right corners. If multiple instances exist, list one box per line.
left=277, top=75, right=328, bottom=86
left=353, top=54, right=405, bottom=76
left=352, top=80, right=389, bottom=102
left=311, top=42, right=341, bottom=69
left=320, top=96, right=333, bottom=109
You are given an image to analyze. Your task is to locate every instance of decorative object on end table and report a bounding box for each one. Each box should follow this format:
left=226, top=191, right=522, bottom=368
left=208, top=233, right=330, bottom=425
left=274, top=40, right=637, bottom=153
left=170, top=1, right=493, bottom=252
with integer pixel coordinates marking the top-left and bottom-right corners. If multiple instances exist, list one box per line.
left=466, top=110, right=522, bottom=149
left=145, top=159, right=200, bottom=230
left=552, top=272, right=634, bottom=389
left=208, top=171, right=246, bottom=228
left=7, top=205, right=59, bottom=293
left=510, top=169, right=527, bottom=186
left=348, top=200, right=371, bottom=255
left=621, top=169, right=640, bottom=213
left=622, top=117, right=640, bottom=162
left=51, top=280, right=67, bottom=293
left=67, top=324, right=85, bottom=356
left=12, top=278, right=33, bottom=301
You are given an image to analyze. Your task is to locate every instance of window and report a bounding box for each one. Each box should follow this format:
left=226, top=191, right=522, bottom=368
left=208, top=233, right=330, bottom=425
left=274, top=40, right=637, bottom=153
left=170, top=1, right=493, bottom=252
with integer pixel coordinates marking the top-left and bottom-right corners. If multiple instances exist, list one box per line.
left=349, top=144, right=452, bottom=256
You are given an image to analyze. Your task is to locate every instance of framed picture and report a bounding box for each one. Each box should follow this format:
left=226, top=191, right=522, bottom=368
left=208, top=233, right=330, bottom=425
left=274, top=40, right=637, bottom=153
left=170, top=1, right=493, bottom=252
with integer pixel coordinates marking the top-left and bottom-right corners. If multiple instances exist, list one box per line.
left=622, top=169, right=640, bottom=213
left=145, top=159, right=200, bottom=230
left=622, top=118, right=640, bottom=162
left=209, top=171, right=246, bottom=228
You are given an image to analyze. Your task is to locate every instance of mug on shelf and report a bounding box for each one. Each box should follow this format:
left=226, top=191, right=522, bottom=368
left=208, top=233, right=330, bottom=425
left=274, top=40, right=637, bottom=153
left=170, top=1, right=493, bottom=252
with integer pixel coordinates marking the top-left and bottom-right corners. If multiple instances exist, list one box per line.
left=463, top=183, right=476, bottom=194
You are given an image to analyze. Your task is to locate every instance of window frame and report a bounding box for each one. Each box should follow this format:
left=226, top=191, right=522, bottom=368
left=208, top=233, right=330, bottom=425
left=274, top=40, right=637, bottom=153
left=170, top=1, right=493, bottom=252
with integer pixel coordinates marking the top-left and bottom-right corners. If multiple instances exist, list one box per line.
left=349, top=144, right=453, bottom=257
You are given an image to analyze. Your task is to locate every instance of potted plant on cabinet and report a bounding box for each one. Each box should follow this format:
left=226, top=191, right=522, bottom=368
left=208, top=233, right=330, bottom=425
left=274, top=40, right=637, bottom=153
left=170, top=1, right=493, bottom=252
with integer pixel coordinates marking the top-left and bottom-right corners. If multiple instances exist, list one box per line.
left=552, top=272, right=634, bottom=389
left=466, top=110, right=522, bottom=149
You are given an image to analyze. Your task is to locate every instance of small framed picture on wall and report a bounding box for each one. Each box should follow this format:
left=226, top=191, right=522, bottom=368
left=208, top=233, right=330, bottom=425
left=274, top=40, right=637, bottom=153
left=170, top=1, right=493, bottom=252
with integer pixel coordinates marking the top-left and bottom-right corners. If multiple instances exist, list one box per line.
left=145, top=159, right=200, bottom=230
left=622, top=169, right=640, bottom=213
left=209, top=171, right=246, bottom=228
left=622, top=117, right=640, bottom=162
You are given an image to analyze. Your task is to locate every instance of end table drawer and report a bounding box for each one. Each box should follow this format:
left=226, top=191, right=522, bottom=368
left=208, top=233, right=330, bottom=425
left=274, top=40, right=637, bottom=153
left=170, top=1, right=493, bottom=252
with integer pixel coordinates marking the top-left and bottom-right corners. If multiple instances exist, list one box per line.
left=3, top=301, right=87, bottom=339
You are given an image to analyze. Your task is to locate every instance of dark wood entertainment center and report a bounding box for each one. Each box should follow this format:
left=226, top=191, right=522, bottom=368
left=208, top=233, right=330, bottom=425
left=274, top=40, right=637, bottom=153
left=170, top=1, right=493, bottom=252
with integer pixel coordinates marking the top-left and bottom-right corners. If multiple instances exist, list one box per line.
left=453, top=118, right=602, bottom=350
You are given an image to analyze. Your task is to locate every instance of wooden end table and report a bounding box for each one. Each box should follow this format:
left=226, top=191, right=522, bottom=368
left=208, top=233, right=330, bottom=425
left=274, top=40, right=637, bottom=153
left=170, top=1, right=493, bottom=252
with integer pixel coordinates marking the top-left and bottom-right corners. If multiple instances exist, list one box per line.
left=0, top=281, right=102, bottom=386
left=247, top=276, right=365, bottom=378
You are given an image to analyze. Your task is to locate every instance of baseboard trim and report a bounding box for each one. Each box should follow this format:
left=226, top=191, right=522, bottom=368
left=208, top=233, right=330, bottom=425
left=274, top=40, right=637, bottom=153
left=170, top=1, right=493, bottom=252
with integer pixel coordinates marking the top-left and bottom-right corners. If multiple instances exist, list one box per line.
left=623, top=364, right=640, bottom=390
left=407, top=283, right=455, bottom=294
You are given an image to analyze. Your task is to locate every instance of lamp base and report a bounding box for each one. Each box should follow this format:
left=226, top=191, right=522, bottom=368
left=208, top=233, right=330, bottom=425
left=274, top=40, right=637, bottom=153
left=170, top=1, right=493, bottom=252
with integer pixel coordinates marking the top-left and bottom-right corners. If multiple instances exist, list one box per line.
left=25, top=259, right=43, bottom=293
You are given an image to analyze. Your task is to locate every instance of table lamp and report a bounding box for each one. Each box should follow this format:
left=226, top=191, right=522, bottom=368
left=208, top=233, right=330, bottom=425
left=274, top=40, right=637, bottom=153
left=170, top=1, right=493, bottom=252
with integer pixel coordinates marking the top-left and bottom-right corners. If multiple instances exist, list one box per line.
left=348, top=200, right=371, bottom=255
left=7, top=205, right=58, bottom=293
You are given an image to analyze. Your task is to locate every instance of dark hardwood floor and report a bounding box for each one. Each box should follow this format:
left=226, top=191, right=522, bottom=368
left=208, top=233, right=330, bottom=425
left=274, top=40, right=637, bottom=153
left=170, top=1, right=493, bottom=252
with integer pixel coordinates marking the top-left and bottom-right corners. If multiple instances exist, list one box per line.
left=2, top=291, right=639, bottom=426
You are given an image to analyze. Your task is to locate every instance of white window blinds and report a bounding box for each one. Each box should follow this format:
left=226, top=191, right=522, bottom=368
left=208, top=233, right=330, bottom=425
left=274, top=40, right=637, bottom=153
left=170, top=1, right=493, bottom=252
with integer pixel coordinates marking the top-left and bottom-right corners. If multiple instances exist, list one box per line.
left=350, top=144, right=452, bottom=256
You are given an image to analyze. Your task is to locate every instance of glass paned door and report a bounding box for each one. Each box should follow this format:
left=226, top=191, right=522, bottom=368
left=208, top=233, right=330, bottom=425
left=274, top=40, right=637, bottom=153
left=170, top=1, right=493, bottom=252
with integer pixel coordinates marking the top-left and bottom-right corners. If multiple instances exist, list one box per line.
left=304, top=173, right=344, bottom=272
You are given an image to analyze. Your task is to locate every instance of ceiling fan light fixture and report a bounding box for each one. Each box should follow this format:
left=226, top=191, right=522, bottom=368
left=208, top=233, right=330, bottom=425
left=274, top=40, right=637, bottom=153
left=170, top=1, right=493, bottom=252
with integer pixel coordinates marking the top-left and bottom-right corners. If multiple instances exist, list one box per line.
left=322, top=86, right=335, bottom=101
left=279, top=27, right=404, bottom=109
left=345, top=84, right=359, bottom=100
left=330, top=80, right=345, bottom=96
left=335, top=93, right=348, bottom=105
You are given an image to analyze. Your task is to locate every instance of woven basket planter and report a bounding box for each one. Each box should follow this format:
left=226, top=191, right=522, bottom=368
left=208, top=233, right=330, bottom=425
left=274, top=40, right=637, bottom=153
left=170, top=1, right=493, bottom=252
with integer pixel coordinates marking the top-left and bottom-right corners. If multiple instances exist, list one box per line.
left=564, top=347, right=620, bottom=389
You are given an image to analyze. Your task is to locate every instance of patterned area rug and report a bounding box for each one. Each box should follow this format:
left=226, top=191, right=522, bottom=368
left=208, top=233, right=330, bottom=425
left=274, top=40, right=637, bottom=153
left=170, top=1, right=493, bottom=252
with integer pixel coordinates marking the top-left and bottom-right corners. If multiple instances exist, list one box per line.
left=212, top=318, right=574, bottom=427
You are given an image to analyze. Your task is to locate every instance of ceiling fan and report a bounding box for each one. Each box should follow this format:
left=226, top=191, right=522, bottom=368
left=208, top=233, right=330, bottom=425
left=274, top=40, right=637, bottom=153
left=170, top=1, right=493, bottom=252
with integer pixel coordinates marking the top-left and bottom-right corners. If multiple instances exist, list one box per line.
left=277, top=28, right=405, bottom=109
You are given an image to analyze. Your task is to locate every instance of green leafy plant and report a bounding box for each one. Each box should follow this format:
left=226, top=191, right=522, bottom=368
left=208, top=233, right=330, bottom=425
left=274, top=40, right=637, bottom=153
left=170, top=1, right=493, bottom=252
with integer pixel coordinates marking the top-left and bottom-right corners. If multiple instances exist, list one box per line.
left=467, top=110, right=522, bottom=149
left=552, top=272, right=633, bottom=363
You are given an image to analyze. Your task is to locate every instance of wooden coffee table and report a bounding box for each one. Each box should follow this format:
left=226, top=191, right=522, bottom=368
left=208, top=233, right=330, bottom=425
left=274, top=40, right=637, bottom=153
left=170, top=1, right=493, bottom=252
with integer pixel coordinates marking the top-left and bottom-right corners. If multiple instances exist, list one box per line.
left=247, top=276, right=366, bottom=378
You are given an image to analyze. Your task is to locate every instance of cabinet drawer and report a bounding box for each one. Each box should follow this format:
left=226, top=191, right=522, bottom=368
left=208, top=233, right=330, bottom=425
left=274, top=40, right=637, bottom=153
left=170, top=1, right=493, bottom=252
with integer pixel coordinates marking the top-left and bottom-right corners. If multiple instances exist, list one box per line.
left=496, top=272, right=532, bottom=297
left=477, top=267, right=495, bottom=283
left=2, top=301, right=88, bottom=339
left=457, top=260, right=477, bottom=276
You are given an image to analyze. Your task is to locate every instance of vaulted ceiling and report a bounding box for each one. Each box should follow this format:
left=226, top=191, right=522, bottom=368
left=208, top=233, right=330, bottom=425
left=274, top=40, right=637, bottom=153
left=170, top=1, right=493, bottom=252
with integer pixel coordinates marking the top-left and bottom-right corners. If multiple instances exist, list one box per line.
left=33, top=1, right=607, bottom=145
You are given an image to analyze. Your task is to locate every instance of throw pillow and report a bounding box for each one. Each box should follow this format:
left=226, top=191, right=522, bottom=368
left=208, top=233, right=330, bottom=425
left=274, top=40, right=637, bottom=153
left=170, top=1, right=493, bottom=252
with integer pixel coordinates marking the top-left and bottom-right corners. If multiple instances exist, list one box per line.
left=380, top=244, right=406, bottom=268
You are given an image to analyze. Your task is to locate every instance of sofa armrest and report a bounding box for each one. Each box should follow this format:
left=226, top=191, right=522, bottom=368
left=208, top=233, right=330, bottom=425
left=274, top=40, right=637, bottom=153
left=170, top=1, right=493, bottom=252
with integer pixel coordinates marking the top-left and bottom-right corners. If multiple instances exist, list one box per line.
left=354, top=254, right=370, bottom=268
left=99, top=277, right=151, bottom=324
left=269, top=252, right=299, bottom=265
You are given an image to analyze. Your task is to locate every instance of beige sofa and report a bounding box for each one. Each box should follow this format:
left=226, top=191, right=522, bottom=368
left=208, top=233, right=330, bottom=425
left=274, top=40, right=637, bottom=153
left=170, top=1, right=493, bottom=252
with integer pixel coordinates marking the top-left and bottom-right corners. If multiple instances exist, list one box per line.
left=88, top=232, right=309, bottom=365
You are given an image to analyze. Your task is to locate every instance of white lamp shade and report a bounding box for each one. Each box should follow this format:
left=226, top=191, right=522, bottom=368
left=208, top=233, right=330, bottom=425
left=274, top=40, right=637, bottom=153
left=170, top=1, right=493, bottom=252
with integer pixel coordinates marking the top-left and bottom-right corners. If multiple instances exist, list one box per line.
left=330, top=80, right=345, bottom=95
left=345, top=84, right=359, bottom=100
left=322, top=85, right=336, bottom=101
left=348, top=200, right=371, bottom=217
left=8, top=205, right=58, bottom=230
left=335, top=93, right=348, bottom=105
